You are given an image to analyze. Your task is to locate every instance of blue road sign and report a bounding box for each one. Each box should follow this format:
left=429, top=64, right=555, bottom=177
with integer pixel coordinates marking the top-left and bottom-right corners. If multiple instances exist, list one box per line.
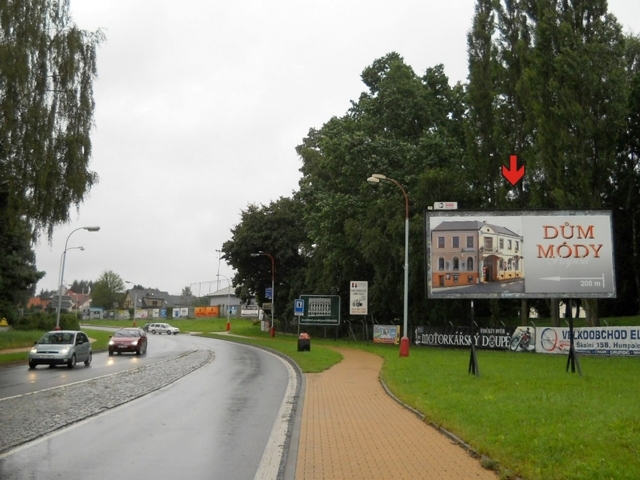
left=294, top=299, right=304, bottom=316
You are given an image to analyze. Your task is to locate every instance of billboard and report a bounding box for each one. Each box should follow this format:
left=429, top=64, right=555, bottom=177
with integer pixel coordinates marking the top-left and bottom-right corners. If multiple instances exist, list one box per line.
left=299, top=295, right=341, bottom=326
left=350, top=281, right=368, bottom=315
left=426, top=210, right=616, bottom=299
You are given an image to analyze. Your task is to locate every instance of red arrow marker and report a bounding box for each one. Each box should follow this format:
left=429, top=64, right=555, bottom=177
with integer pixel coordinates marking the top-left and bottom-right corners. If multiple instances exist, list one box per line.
left=502, top=154, right=525, bottom=186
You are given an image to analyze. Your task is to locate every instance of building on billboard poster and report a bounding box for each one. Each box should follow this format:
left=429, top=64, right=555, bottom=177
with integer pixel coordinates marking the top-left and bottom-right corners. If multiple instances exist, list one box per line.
left=426, top=210, right=616, bottom=299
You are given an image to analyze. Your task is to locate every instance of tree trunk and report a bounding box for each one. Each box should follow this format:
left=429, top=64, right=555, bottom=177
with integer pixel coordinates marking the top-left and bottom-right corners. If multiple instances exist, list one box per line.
left=520, top=299, right=529, bottom=326
left=584, top=299, right=600, bottom=327
left=550, top=299, right=560, bottom=327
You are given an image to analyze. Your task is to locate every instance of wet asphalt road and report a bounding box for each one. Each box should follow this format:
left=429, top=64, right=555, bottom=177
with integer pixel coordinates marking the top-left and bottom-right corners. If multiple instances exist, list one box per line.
left=0, top=334, right=291, bottom=480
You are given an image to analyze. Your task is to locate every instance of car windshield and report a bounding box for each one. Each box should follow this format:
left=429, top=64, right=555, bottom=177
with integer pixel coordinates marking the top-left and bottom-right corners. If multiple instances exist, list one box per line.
left=115, top=330, right=140, bottom=337
left=41, top=332, right=74, bottom=345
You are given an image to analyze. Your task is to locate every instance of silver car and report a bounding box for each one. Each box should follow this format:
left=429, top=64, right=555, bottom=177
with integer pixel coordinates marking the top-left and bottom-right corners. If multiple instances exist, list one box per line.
left=28, top=330, right=92, bottom=369
left=148, top=323, right=180, bottom=335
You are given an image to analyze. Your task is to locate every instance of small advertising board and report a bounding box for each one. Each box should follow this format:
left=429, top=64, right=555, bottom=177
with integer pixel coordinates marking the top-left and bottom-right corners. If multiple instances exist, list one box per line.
left=349, top=281, right=368, bottom=315
left=426, top=210, right=616, bottom=299
left=299, top=295, right=341, bottom=326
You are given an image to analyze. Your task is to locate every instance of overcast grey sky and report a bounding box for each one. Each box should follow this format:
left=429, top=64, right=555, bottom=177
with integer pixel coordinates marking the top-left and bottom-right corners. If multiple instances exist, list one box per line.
left=33, top=0, right=640, bottom=296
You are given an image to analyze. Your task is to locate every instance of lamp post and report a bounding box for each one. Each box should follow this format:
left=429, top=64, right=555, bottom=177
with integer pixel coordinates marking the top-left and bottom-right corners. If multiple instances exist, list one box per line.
left=251, top=251, right=275, bottom=337
left=56, top=226, right=100, bottom=330
left=56, top=246, right=84, bottom=324
left=216, top=249, right=222, bottom=291
left=367, top=173, right=410, bottom=357
left=217, top=273, right=231, bottom=331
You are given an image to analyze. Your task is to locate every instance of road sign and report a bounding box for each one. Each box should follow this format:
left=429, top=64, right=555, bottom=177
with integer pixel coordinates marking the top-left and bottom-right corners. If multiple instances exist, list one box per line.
left=294, top=299, right=304, bottom=316
left=350, top=281, right=368, bottom=315
left=265, top=287, right=272, bottom=299
left=433, top=202, right=458, bottom=210
left=299, top=295, right=340, bottom=326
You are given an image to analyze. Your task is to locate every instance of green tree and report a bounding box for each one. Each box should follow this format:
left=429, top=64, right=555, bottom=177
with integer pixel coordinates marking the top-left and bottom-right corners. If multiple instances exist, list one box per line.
left=91, top=271, right=125, bottom=310
left=222, top=197, right=308, bottom=328
left=0, top=0, right=103, bottom=237
left=297, top=54, right=469, bottom=323
left=181, top=286, right=193, bottom=297
left=0, top=187, right=43, bottom=323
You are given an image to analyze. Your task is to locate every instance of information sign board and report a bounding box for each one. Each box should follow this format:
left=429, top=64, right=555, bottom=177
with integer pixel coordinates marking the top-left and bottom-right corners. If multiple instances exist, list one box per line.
left=299, top=295, right=341, bottom=326
left=350, top=281, right=368, bottom=315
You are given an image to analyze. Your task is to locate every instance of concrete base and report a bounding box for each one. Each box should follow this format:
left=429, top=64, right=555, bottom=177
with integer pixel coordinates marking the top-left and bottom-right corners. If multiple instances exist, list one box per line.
left=399, top=336, right=410, bottom=357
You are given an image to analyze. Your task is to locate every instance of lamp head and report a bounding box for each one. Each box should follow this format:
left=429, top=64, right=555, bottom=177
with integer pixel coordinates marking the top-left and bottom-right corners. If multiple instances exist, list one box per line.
left=250, top=253, right=260, bottom=257
left=372, top=173, right=386, bottom=180
left=84, top=226, right=100, bottom=232
left=367, top=176, right=380, bottom=186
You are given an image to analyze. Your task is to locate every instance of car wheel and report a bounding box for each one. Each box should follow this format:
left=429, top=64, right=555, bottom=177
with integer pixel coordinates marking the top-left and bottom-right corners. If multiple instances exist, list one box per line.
left=28, top=361, right=37, bottom=369
left=136, top=348, right=141, bottom=356
left=152, top=330, right=156, bottom=334
left=67, top=354, right=76, bottom=369
left=108, top=350, right=113, bottom=356
left=85, top=352, right=92, bottom=366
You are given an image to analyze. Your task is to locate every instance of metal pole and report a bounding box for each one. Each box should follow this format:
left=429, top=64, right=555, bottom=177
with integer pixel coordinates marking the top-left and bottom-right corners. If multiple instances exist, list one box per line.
left=271, top=256, right=275, bottom=338
left=217, top=273, right=231, bottom=331
left=251, top=251, right=276, bottom=337
left=401, top=213, right=409, bottom=357
left=216, top=249, right=222, bottom=291
left=367, top=174, right=410, bottom=357
left=55, top=226, right=100, bottom=330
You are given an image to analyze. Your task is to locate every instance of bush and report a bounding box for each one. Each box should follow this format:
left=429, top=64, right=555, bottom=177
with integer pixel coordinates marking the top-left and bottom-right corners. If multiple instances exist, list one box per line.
left=12, top=312, right=79, bottom=331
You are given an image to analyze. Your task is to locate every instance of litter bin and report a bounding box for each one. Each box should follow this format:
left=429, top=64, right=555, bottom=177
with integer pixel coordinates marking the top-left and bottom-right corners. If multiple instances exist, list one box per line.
left=297, top=332, right=311, bottom=352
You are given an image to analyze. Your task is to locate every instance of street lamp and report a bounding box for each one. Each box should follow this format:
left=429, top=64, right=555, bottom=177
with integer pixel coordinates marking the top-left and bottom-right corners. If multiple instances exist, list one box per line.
left=217, top=273, right=231, bottom=331
left=216, top=249, right=222, bottom=291
left=367, top=173, right=410, bottom=357
left=55, top=226, right=100, bottom=330
left=56, top=246, right=84, bottom=323
left=251, top=251, right=275, bottom=337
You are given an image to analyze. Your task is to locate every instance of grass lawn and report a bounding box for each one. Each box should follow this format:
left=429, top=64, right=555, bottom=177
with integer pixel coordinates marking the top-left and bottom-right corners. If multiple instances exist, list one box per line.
left=2, top=316, right=639, bottom=479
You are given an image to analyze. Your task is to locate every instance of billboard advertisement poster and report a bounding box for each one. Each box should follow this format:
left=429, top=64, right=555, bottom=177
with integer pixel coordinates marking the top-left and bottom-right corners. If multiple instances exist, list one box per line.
left=426, top=210, right=616, bottom=299
left=299, top=295, right=341, bottom=326
left=241, top=305, right=259, bottom=317
left=373, top=325, right=399, bottom=344
left=414, top=325, right=519, bottom=350
left=536, top=326, right=640, bottom=355
left=350, top=281, right=368, bottom=315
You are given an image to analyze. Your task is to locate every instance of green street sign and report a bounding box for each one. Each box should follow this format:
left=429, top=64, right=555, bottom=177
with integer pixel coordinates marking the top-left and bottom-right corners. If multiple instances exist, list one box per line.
left=299, top=295, right=341, bottom=326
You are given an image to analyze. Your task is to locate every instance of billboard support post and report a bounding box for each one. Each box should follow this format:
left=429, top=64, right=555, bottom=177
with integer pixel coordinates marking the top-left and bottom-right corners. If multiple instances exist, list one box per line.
left=566, top=315, right=582, bottom=376
left=468, top=300, right=480, bottom=377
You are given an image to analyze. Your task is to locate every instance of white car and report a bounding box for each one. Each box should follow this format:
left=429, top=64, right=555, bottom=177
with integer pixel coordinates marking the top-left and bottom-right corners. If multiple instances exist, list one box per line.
left=148, top=323, right=180, bottom=335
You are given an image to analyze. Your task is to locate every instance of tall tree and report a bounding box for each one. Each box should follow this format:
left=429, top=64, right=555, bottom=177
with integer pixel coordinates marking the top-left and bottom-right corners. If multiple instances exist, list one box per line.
left=0, top=186, right=43, bottom=322
left=297, top=54, right=469, bottom=322
left=0, top=0, right=103, bottom=237
left=91, top=271, right=125, bottom=310
left=222, top=196, right=308, bottom=326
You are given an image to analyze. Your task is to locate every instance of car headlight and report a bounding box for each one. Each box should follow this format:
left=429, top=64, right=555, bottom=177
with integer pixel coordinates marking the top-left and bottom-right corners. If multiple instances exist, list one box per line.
left=59, top=348, right=69, bottom=354
left=131, top=340, right=138, bottom=346
left=30, top=348, right=38, bottom=354
left=108, top=340, right=114, bottom=345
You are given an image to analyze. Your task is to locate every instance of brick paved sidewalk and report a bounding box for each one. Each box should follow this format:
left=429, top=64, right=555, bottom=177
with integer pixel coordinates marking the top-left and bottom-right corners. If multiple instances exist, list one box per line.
left=295, top=347, right=496, bottom=479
